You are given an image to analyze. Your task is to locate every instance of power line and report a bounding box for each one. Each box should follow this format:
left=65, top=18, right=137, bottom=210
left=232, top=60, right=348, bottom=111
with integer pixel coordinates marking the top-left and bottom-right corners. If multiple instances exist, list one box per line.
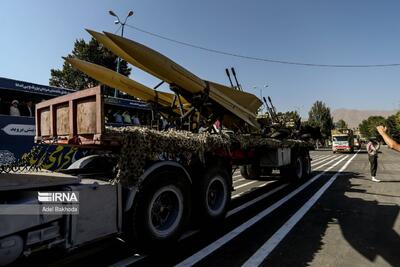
left=125, top=24, right=400, bottom=68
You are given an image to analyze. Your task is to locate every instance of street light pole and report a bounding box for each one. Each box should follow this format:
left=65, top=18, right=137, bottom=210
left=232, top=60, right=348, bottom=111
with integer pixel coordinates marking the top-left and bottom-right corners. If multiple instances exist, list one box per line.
left=109, top=10, right=134, bottom=97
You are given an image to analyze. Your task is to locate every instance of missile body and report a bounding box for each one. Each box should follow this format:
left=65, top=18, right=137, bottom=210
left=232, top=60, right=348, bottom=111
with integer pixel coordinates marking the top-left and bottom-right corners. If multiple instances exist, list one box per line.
left=65, top=57, right=187, bottom=113
left=101, top=32, right=261, bottom=128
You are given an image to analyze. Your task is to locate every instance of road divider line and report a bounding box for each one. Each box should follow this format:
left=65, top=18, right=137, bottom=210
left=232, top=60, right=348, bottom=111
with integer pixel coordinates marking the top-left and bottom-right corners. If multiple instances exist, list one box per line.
left=242, top=150, right=359, bottom=267
left=228, top=183, right=288, bottom=217
left=175, top=155, right=349, bottom=267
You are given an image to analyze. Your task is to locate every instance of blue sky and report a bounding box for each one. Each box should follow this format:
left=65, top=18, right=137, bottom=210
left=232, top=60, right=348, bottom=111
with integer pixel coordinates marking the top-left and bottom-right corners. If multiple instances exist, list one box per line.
left=1, top=0, right=400, bottom=117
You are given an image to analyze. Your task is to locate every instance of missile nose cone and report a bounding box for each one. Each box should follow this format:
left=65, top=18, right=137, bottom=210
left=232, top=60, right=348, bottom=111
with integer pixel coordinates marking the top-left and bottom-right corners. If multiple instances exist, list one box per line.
left=85, top=28, right=97, bottom=35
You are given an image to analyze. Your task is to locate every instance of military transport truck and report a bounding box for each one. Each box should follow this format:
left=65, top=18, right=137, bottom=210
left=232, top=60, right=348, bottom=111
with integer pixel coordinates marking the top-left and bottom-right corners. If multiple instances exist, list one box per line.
left=0, top=87, right=312, bottom=265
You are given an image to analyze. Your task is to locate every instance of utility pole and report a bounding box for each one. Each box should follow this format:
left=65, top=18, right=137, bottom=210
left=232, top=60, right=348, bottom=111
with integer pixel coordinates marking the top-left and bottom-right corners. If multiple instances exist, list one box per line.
left=109, top=10, right=134, bottom=97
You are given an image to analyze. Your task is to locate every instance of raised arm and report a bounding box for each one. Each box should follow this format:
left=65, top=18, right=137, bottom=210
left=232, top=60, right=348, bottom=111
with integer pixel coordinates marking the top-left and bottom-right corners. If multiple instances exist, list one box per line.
left=376, top=126, right=400, bottom=152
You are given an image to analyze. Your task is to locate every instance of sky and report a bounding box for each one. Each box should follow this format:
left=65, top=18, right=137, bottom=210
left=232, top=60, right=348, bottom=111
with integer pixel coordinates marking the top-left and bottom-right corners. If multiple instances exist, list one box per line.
left=1, top=0, right=400, bottom=117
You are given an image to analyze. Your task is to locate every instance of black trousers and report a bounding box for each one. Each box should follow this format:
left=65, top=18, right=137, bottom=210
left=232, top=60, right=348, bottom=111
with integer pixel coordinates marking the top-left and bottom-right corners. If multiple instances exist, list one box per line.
left=369, top=155, right=378, bottom=177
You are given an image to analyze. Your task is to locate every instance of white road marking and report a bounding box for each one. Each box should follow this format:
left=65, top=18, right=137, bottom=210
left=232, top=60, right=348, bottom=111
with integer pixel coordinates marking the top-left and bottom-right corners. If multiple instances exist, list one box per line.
left=313, top=155, right=345, bottom=170
left=175, top=155, right=349, bottom=267
left=228, top=183, right=288, bottom=216
left=179, top=229, right=201, bottom=241
left=311, top=154, right=330, bottom=161
left=233, top=178, right=245, bottom=184
left=311, top=155, right=336, bottom=166
left=234, top=180, right=258, bottom=190
left=179, top=182, right=283, bottom=242
left=242, top=151, right=359, bottom=267
left=232, top=181, right=272, bottom=199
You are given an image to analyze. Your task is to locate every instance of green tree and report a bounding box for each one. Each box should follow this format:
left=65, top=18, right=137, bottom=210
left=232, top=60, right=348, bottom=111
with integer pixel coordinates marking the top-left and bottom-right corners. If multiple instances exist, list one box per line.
left=358, top=116, right=386, bottom=140
left=49, top=38, right=131, bottom=95
left=335, top=119, right=348, bottom=129
left=308, top=101, right=334, bottom=138
left=386, top=111, right=400, bottom=139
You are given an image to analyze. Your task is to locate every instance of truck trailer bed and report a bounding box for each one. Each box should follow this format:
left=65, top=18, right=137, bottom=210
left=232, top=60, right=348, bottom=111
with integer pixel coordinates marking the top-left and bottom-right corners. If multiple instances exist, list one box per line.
left=0, top=171, right=80, bottom=191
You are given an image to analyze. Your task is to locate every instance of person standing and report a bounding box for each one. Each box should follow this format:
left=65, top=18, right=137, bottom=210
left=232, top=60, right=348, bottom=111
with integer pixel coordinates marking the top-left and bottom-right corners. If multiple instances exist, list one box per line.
left=366, top=138, right=380, bottom=182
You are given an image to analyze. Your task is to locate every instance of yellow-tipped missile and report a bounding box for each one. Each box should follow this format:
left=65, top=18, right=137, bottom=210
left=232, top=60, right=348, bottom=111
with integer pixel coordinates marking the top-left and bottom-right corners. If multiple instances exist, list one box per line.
left=102, top=32, right=261, bottom=128
left=104, top=31, right=206, bottom=94
left=64, top=57, right=187, bottom=111
left=86, top=29, right=165, bottom=82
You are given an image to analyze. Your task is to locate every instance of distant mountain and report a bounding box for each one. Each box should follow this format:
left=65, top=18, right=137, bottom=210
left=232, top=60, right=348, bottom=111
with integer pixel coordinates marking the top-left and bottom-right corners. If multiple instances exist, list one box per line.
left=332, top=109, right=397, bottom=128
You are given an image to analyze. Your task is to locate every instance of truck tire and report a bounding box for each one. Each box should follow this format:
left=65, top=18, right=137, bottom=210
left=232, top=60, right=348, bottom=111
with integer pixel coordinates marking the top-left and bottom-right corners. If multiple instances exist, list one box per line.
left=239, top=165, right=250, bottom=179
left=0, top=235, right=23, bottom=266
left=302, top=155, right=311, bottom=179
left=198, top=167, right=230, bottom=222
left=281, top=155, right=303, bottom=181
left=128, top=171, right=190, bottom=250
left=246, top=164, right=261, bottom=180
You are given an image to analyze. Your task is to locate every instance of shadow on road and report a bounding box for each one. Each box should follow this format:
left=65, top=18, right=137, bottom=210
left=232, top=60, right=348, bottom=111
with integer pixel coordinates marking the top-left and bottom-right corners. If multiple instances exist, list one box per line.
left=273, top=171, right=400, bottom=266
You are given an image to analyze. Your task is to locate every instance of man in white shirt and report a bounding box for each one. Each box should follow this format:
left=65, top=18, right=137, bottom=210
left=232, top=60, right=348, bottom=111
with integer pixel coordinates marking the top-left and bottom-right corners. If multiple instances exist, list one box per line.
left=9, top=100, right=20, bottom=116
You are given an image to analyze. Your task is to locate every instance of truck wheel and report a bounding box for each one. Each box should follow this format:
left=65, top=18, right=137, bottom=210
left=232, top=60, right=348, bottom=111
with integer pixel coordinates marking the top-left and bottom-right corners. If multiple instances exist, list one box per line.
left=302, top=155, right=311, bottom=179
left=294, top=156, right=303, bottom=179
left=129, top=171, right=190, bottom=250
left=246, top=164, right=261, bottom=180
left=239, top=165, right=250, bottom=179
left=198, top=167, right=230, bottom=222
left=0, top=235, right=23, bottom=266
left=281, top=155, right=303, bottom=181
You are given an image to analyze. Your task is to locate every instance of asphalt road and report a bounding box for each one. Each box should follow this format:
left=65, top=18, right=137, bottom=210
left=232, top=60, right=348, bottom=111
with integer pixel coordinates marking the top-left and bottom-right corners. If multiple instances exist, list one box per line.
left=12, top=147, right=400, bottom=267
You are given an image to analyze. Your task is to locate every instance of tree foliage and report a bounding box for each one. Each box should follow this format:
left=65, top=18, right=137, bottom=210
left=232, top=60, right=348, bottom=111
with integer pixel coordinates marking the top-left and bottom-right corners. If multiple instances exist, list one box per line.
left=335, top=119, right=348, bottom=129
left=359, top=116, right=386, bottom=141
left=49, top=38, right=131, bottom=95
left=386, top=111, right=400, bottom=138
left=307, top=101, right=334, bottom=137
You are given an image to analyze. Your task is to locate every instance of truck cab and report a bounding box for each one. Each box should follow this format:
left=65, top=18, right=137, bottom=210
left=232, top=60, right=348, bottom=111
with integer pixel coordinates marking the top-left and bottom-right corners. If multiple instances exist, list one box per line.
left=331, top=129, right=354, bottom=153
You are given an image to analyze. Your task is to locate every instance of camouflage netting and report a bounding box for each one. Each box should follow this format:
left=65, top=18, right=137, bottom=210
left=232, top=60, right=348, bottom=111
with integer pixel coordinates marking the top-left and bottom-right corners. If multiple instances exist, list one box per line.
left=231, top=134, right=312, bottom=149
left=106, top=126, right=231, bottom=186
left=106, top=126, right=312, bottom=186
